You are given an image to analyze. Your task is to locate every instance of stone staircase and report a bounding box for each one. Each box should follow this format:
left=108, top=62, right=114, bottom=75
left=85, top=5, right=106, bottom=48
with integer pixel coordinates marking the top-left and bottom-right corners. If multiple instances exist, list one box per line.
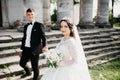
left=0, top=28, right=120, bottom=80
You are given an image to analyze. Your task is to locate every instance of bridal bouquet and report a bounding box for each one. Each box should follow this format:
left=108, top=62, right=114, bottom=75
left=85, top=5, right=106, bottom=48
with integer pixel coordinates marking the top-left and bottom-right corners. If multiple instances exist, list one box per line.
left=44, top=49, right=63, bottom=68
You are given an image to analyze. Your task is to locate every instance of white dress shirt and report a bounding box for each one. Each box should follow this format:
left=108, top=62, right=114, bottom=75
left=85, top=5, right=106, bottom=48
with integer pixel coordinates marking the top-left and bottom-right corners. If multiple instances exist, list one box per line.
left=25, top=20, right=35, bottom=47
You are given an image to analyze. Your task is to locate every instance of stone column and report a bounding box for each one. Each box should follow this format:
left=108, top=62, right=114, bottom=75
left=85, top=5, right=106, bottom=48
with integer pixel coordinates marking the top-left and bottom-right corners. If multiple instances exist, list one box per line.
left=96, top=0, right=111, bottom=28
left=43, top=0, right=51, bottom=31
left=0, top=0, right=2, bottom=27
left=1, top=0, right=9, bottom=28
left=1, top=0, right=26, bottom=28
left=78, top=0, right=94, bottom=29
left=7, top=0, right=25, bottom=26
left=57, top=0, right=73, bottom=28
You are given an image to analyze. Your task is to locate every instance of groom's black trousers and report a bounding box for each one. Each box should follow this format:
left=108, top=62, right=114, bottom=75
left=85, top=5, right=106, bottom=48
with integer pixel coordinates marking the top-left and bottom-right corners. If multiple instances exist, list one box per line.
left=19, top=47, right=39, bottom=80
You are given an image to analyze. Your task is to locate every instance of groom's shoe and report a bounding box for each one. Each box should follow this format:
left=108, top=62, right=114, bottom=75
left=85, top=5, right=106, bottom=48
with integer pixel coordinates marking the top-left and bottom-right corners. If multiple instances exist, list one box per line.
left=21, top=73, right=31, bottom=78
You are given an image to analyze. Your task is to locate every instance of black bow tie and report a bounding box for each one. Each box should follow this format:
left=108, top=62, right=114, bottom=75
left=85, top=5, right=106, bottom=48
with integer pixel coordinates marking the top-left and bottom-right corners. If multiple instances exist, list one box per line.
left=28, top=22, right=32, bottom=25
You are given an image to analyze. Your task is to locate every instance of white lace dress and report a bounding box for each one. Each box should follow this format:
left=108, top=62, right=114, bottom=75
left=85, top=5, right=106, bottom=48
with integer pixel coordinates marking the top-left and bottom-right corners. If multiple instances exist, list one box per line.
left=41, top=37, right=91, bottom=80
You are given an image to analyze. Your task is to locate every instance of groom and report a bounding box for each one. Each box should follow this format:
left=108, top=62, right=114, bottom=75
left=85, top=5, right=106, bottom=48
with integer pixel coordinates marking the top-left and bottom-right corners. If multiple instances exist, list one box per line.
left=18, top=8, right=47, bottom=80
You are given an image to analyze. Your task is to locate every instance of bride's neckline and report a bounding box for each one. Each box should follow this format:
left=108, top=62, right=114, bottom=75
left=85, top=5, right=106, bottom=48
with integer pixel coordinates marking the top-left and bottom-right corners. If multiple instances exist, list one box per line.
left=63, top=37, right=73, bottom=41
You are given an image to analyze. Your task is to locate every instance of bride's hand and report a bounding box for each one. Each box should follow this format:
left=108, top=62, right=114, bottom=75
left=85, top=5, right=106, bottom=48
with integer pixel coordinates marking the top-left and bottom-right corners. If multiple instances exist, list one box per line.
left=42, top=46, right=48, bottom=53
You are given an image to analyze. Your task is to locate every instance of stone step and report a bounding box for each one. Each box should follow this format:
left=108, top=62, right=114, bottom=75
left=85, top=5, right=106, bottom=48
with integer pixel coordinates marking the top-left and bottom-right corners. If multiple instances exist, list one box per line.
left=0, top=30, right=119, bottom=46
left=47, top=43, right=57, bottom=49
left=0, top=34, right=22, bottom=43
left=0, top=28, right=120, bottom=79
left=87, top=50, right=120, bottom=63
left=111, top=35, right=120, bottom=40
left=0, top=50, right=120, bottom=79
left=80, top=33, right=111, bottom=40
left=1, top=46, right=119, bottom=70
left=88, top=56, right=120, bottom=67
left=110, top=31, right=120, bottom=35
left=0, top=58, right=47, bottom=78
left=9, top=34, right=22, bottom=40
left=0, top=37, right=60, bottom=50
left=0, top=64, right=23, bottom=79
left=78, top=28, right=118, bottom=35
left=83, top=40, right=120, bottom=50
left=45, top=32, right=62, bottom=39
left=0, top=36, right=118, bottom=51
left=1, top=28, right=119, bottom=44
left=0, top=36, right=12, bottom=43
left=0, top=56, right=19, bottom=66
left=0, top=54, right=46, bottom=66
left=79, top=30, right=99, bottom=35
left=85, top=46, right=120, bottom=55
left=0, top=36, right=117, bottom=52
left=1, top=43, right=119, bottom=66
left=0, top=42, right=21, bottom=50
left=0, top=49, right=17, bottom=58
left=82, top=38, right=113, bottom=45
left=0, top=48, right=45, bottom=59
left=47, top=38, right=120, bottom=51
left=0, top=67, right=48, bottom=80
left=0, top=40, right=119, bottom=65
left=42, top=31, right=119, bottom=45
left=47, top=37, right=114, bottom=45
left=98, top=28, right=120, bottom=33
left=79, top=28, right=120, bottom=35
left=0, top=28, right=119, bottom=42
left=47, top=37, right=61, bottom=44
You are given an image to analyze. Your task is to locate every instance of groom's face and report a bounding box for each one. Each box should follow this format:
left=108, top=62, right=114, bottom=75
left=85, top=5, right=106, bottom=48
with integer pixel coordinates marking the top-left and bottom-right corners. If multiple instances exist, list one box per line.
left=60, top=21, right=70, bottom=36
left=26, top=11, right=35, bottom=22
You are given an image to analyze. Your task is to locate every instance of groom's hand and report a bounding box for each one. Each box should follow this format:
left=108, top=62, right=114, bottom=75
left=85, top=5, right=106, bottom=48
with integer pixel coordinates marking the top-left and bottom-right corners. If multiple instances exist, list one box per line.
left=18, top=51, right=22, bottom=57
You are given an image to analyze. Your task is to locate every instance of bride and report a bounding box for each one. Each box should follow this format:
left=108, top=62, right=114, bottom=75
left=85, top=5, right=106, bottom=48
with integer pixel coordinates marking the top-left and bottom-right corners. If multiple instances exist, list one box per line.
left=41, top=17, right=91, bottom=80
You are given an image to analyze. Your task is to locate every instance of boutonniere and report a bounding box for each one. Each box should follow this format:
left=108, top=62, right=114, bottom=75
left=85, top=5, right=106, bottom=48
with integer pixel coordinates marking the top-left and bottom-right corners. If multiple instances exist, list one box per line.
left=33, top=29, right=36, bottom=31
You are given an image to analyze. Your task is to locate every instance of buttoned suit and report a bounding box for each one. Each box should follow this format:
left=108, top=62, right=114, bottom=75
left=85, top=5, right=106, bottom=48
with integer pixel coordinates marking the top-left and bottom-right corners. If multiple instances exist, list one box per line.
left=19, top=21, right=46, bottom=80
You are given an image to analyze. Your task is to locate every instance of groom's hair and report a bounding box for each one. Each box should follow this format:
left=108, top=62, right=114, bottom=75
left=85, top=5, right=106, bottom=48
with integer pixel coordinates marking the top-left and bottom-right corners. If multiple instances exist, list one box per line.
left=60, top=19, right=75, bottom=38
left=26, top=8, right=35, bottom=13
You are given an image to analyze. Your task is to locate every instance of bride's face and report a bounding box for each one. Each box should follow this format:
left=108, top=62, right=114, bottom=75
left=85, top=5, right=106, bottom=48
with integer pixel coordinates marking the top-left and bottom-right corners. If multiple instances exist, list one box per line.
left=60, top=21, right=70, bottom=37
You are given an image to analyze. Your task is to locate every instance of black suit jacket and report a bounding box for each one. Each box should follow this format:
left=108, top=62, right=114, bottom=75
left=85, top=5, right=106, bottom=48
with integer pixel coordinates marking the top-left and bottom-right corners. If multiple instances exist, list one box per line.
left=21, top=21, right=46, bottom=55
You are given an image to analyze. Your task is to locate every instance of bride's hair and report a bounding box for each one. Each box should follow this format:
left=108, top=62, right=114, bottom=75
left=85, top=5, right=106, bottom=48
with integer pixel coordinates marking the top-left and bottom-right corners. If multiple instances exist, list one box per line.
left=60, top=18, right=75, bottom=38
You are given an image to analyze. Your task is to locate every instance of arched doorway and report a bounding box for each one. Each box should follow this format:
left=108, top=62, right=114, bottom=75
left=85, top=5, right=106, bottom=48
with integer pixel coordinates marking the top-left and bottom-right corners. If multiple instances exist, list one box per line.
left=0, top=0, right=2, bottom=27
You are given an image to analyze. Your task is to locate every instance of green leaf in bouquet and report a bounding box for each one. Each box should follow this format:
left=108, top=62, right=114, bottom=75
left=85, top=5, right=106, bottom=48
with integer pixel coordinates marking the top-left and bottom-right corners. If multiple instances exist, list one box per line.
left=53, top=62, right=58, bottom=68
left=48, top=63, right=53, bottom=68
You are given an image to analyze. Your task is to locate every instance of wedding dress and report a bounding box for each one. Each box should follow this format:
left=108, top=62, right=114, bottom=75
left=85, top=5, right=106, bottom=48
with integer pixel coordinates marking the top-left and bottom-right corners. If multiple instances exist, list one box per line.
left=41, top=37, right=91, bottom=80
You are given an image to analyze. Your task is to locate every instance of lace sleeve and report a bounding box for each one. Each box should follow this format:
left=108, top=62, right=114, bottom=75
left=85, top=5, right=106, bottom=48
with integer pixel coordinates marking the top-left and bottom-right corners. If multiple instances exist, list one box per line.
left=68, top=38, right=78, bottom=64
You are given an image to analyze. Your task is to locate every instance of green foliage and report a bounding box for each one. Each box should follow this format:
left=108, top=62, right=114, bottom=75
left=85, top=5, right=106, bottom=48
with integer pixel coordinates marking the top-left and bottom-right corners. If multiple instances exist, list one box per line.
left=113, top=17, right=120, bottom=23
left=1, top=46, right=17, bottom=51
left=48, top=61, right=58, bottom=68
left=109, top=0, right=120, bottom=26
left=50, top=0, right=80, bottom=5
left=114, top=23, right=120, bottom=27
left=90, top=58, right=120, bottom=80
left=50, top=0, right=57, bottom=3
left=109, top=15, right=120, bottom=27
left=51, top=9, right=57, bottom=23
left=0, top=64, right=10, bottom=68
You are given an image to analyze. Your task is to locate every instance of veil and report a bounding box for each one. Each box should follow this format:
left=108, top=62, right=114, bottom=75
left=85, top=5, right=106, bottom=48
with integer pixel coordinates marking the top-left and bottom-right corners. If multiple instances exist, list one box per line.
left=73, top=25, right=91, bottom=80
left=62, top=17, right=91, bottom=80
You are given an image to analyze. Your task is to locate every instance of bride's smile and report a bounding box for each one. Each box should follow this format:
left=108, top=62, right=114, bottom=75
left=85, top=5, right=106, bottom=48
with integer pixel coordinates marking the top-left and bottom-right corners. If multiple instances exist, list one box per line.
left=60, top=21, right=71, bottom=39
